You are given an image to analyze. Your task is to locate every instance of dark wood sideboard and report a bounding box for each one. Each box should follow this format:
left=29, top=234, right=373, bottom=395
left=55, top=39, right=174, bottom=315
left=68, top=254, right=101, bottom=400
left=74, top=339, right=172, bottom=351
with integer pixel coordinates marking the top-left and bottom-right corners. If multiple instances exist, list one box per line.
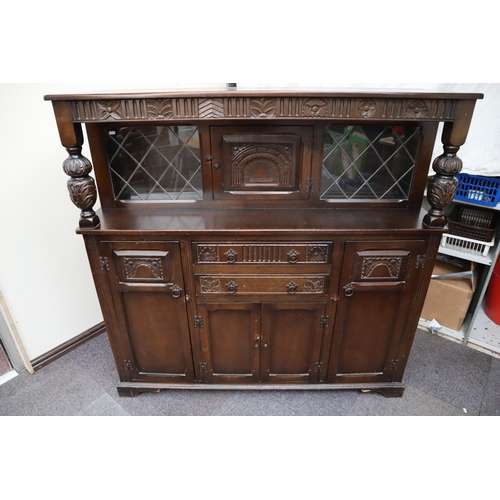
left=45, top=89, right=483, bottom=397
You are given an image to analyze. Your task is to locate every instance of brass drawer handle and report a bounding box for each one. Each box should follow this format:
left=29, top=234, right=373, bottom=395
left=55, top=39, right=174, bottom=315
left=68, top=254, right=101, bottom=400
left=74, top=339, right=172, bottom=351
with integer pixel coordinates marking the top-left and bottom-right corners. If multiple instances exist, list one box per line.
left=287, top=249, right=300, bottom=264
left=225, top=280, right=238, bottom=294
left=171, top=284, right=182, bottom=298
left=286, top=281, right=299, bottom=294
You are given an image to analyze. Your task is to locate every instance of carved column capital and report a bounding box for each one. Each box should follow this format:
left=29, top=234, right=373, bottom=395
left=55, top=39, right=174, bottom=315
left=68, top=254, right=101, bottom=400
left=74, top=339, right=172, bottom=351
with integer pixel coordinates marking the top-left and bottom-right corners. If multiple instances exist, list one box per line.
left=63, top=146, right=100, bottom=228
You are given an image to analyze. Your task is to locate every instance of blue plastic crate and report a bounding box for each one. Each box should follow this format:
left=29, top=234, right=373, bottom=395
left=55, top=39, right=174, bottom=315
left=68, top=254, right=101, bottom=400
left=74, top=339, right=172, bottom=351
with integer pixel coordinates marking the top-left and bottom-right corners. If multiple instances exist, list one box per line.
left=454, top=173, right=500, bottom=207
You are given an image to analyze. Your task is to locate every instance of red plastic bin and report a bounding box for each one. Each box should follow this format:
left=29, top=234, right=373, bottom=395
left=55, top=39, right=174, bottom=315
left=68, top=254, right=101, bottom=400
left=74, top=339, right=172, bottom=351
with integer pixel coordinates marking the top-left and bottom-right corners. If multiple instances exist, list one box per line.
left=485, top=257, right=500, bottom=325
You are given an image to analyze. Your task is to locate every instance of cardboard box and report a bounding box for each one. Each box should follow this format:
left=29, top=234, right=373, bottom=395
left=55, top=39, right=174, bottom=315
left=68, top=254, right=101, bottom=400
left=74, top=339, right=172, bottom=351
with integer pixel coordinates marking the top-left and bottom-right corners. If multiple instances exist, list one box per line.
left=421, top=257, right=479, bottom=331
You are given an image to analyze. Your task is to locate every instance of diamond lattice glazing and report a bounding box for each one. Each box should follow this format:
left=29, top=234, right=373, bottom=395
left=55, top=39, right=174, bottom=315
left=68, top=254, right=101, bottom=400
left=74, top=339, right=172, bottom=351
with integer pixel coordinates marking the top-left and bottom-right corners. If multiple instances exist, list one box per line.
left=104, top=125, right=203, bottom=201
left=320, top=124, right=421, bottom=200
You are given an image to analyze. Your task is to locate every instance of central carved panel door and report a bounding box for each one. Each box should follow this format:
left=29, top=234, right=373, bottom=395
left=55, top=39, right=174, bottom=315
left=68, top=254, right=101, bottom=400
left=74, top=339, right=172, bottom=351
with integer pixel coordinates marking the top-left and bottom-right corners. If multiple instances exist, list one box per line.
left=211, top=126, right=314, bottom=200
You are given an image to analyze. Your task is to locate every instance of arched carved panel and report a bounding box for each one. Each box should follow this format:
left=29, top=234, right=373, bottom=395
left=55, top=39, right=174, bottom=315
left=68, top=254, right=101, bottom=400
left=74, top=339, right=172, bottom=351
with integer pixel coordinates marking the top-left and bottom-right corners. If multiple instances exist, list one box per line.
left=113, top=250, right=171, bottom=283
left=221, top=132, right=301, bottom=192
left=230, top=143, right=293, bottom=188
left=353, top=250, right=412, bottom=282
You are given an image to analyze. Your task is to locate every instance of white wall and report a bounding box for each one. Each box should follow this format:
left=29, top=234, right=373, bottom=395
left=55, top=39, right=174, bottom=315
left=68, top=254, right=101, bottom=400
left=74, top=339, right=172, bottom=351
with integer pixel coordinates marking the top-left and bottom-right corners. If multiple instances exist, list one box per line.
left=0, top=83, right=497, bottom=363
left=0, top=83, right=227, bottom=362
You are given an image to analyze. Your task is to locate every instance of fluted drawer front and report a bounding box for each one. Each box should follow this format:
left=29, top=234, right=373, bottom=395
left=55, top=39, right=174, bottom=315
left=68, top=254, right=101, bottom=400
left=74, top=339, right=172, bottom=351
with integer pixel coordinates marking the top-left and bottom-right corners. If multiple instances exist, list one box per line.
left=194, top=242, right=332, bottom=265
left=196, top=275, right=329, bottom=295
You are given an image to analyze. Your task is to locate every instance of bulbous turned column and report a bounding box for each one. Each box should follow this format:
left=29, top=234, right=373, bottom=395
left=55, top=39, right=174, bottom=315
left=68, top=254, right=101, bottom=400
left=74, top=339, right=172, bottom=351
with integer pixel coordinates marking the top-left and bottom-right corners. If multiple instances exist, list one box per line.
left=63, top=146, right=100, bottom=228
left=423, top=145, right=463, bottom=228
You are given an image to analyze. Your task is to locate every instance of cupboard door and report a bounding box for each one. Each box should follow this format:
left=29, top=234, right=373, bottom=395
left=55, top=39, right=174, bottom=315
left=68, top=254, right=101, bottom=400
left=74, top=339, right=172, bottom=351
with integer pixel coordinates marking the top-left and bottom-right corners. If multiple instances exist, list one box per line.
left=211, top=126, right=314, bottom=201
left=328, top=240, right=426, bottom=383
left=261, top=303, right=326, bottom=383
left=102, top=241, right=195, bottom=383
left=197, top=303, right=261, bottom=383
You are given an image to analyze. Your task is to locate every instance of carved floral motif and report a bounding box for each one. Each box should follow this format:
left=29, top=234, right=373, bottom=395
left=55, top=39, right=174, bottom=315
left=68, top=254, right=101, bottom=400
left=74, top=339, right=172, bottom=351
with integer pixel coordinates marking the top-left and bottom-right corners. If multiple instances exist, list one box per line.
left=358, top=99, right=376, bottom=118
left=307, top=245, right=328, bottom=262
left=303, top=98, right=328, bottom=117
left=304, top=277, right=324, bottom=293
left=147, top=99, right=173, bottom=120
left=405, top=100, right=428, bottom=119
left=250, top=98, right=276, bottom=118
left=96, top=100, right=122, bottom=120
left=198, top=246, right=218, bottom=262
left=200, top=277, right=221, bottom=293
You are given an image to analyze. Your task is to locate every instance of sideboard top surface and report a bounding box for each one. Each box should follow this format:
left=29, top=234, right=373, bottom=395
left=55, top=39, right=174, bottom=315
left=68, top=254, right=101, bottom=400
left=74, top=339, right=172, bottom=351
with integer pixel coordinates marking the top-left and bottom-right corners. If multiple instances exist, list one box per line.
left=44, top=88, right=484, bottom=101
left=76, top=207, right=442, bottom=235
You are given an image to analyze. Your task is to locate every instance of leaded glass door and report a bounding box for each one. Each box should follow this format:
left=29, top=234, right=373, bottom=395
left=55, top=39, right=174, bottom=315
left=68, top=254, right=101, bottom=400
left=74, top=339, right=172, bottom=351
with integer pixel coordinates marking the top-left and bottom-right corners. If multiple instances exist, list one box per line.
left=102, top=124, right=204, bottom=202
left=320, top=124, right=422, bottom=201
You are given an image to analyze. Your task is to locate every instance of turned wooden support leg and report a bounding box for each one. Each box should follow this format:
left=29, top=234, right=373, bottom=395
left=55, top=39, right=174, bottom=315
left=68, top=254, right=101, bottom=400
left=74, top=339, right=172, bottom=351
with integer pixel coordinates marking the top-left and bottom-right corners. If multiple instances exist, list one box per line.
left=63, top=146, right=100, bottom=228
left=51, top=101, right=100, bottom=228
left=423, top=145, right=463, bottom=228
left=423, top=100, right=477, bottom=229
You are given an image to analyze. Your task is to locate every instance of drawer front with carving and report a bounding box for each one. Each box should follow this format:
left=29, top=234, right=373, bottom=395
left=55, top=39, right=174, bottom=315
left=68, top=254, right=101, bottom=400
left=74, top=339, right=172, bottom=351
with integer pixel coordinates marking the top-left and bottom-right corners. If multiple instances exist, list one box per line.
left=194, top=242, right=333, bottom=266
left=196, top=275, right=330, bottom=296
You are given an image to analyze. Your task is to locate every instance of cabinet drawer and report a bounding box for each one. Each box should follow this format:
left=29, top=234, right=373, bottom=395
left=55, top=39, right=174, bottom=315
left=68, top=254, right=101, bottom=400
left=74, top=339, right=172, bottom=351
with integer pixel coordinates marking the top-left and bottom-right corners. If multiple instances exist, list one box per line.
left=193, top=242, right=332, bottom=265
left=196, top=274, right=329, bottom=296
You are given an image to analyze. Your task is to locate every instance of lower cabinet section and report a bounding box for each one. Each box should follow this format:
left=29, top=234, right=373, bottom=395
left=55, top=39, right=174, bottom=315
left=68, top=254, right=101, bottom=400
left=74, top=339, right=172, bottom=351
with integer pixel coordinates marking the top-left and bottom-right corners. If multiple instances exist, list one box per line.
left=197, top=302, right=327, bottom=384
left=90, top=236, right=433, bottom=398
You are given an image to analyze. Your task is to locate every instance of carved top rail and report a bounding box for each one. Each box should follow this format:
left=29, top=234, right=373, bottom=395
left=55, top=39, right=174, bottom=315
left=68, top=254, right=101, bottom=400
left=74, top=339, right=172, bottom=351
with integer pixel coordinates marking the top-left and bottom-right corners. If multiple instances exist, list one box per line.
left=44, top=89, right=483, bottom=123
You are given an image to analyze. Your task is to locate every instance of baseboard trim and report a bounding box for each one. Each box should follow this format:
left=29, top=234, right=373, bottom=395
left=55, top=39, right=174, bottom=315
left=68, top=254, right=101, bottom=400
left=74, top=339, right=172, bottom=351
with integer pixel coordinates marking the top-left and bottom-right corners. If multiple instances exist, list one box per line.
left=31, top=322, right=106, bottom=372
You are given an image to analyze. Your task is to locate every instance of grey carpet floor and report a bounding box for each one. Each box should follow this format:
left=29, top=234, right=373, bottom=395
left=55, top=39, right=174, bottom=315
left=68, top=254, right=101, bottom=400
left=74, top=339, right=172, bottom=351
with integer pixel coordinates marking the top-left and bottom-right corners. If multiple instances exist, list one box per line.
left=0, top=329, right=499, bottom=416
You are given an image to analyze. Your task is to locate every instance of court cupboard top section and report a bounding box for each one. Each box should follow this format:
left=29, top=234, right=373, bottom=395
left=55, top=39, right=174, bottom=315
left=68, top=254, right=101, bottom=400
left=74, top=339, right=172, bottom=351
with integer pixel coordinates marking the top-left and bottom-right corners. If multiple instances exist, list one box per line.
left=44, top=89, right=483, bottom=230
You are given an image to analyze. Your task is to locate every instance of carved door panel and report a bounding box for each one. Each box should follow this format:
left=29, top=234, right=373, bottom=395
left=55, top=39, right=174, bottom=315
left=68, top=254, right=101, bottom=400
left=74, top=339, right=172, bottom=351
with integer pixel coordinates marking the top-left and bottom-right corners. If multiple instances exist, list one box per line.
left=327, top=240, right=426, bottom=384
left=211, top=126, right=314, bottom=200
left=101, top=241, right=195, bottom=383
left=197, top=303, right=261, bottom=383
left=261, top=303, right=326, bottom=383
